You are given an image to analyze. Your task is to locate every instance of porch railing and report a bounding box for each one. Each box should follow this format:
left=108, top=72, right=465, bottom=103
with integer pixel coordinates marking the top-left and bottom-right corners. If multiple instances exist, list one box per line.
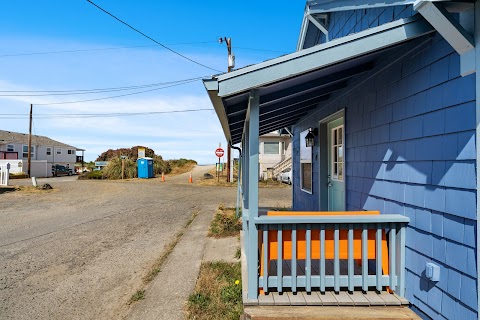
left=247, top=214, right=409, bottom=299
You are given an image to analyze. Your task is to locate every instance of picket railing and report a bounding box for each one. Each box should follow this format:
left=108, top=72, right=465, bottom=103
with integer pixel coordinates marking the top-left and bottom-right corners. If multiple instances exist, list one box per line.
left=250, top=214, right=409, bottom=298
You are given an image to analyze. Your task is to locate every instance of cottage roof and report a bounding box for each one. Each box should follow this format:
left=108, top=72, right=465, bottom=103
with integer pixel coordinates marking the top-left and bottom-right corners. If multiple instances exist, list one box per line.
left=203, top=16, right=434, bottom=144
left=0, top=130, right=84, bottom=151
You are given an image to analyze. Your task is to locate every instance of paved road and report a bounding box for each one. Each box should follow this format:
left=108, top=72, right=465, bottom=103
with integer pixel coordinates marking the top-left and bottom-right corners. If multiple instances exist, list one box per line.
left=0, top=166, right=291, bottom=320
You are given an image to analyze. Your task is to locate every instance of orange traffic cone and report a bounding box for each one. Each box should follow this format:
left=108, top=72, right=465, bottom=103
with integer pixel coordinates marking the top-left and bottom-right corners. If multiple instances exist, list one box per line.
left=189, top=173, right=193, bottom=183
left=161, top=172, right=165, bottom=182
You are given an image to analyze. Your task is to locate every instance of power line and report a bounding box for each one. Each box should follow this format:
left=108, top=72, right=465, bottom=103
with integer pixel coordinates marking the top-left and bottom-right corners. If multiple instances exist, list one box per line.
left=0, top=109, right=215, bottom=119
left=0, top=43, right=288, bottom=59
left=0, top=42, right=217, bottom=58
left=0, top=77, right=207, bottom=96
left=85, top=0, right=222, bottom=73
left=32, top=78, right=201, bottom=105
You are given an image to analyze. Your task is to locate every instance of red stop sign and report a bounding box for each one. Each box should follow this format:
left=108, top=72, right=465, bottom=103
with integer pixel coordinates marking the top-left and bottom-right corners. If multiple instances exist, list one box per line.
left=215, top=148, right=224, bottom=157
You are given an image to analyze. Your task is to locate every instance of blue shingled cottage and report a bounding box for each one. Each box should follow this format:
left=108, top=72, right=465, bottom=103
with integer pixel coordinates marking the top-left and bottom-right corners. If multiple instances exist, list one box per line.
left=203, top=1, right=478, bottom=319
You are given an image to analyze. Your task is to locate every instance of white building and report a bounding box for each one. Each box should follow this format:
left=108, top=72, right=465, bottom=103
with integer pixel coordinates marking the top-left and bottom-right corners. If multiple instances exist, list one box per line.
left=0, top=130, right=84, bottom=177
left=258, top=130, right=292, bottom=180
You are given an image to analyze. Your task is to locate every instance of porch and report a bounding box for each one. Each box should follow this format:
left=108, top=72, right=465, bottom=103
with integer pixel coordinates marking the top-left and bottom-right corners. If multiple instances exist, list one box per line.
left=202, top=16, right=435, bottom=314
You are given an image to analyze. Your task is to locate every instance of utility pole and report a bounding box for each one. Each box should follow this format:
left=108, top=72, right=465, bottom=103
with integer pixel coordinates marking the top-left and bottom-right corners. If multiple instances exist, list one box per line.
left=219, top=37, right=235, bottom=182
left=28, top=104, right=32, bottom=178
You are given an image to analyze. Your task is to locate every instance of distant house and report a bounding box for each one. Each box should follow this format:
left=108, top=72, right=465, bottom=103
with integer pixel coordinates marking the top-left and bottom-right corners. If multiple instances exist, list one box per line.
left=259, top=130, right=292, bottom=179
left=0, top=130, right=84, bottom=177
left=204, top=1, right=479, bottom=319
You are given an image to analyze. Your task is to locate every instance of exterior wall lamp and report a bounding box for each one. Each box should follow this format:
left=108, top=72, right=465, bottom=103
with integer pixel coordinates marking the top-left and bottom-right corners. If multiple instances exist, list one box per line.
left=305, top=127, right=318, bottom=147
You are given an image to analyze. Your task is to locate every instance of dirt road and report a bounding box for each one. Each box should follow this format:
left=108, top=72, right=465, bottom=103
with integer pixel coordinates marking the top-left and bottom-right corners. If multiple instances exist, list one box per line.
left=0, top=166, right=291, bottom=320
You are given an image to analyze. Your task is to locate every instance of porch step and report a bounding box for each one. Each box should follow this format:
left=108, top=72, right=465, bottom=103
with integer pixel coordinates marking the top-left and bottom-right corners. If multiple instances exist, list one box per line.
left=243, top=306, right=421, bottom=320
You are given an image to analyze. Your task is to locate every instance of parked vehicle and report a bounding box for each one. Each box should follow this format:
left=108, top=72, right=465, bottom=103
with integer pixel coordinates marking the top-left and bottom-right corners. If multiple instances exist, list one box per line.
left=52, top=164, right=73, bottom=177
left=279, top=167, right=292, bottom=185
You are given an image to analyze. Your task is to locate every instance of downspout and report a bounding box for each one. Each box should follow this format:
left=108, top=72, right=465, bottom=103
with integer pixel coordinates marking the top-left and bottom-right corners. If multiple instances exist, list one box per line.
left=230, top=142, right=242, bottom=218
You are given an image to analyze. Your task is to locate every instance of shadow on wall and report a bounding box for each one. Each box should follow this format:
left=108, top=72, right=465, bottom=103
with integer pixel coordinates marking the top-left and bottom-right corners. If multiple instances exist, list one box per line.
left=353, top=129, right=475, bottom=218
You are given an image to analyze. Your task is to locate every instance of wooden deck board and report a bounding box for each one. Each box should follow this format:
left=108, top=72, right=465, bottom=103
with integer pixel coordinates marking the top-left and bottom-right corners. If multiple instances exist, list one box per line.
left=379, top=292, right=402, bottom=306
left=334, top=291, right=354, bottom=306
left=256, top=290, right=410, bottom=307
left=363, top=291, right=386, bottom=306
left=271, top=292, right=290, bottom=306
left=258, top=293, right=275, bottom=306
left=348, top=291, right=370, bottom=306
left=318, top=292, right=338, bottom=306
left=302, top=292, right=323, bottom=306
left=287, top=292, right=307, bottom=306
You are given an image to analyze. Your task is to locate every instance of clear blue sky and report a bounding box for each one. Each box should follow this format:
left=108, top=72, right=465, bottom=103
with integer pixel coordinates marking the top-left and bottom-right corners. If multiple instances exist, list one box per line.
left=0, top=1, right=304, bottom=163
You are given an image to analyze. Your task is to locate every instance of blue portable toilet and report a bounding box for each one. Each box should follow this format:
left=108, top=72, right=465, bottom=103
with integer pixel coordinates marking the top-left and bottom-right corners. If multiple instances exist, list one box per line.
left=137, top=157, right=154, bottom=179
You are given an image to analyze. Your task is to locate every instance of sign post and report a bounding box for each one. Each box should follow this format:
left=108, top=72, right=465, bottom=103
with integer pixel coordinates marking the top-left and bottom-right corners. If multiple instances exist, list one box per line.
left=215, top=147, right=224, bottom=182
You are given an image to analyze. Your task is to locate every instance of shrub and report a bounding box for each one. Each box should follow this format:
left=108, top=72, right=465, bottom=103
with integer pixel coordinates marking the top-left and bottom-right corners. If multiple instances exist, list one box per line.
left=96, top=146, right=155, bottom=162
left=102, top=157, right=137, bottom=179
left=78, top=171, right=105, bottom=180
left=153, top=155, right=171, bottom=175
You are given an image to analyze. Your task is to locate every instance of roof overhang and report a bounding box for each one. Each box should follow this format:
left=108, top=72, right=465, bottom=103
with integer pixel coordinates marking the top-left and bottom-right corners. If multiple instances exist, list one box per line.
left=306, top=0, right=473, bottom=14
left=203, top=16, right=435, bottom=145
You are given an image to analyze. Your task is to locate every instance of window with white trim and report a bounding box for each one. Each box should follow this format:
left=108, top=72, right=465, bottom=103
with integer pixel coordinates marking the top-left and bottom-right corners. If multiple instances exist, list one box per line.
left=7, top=144, right=14, bottom=152
left=264, top=142, right=279, bottom=154
left=56, top=148, right=62, bottom=155
left=46, top=147, right=52, bottom=156
left=300, top=130, right=312, bottom=193
left=331, top=125, right=344, bottom=181
left=68, top=149, right=74, bottom=155
left=22, top=145, right=35, bottom=159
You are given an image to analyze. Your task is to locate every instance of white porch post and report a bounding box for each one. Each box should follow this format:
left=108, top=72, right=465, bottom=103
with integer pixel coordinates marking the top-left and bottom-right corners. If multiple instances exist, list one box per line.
left=247, top=89, right=260, bottom=300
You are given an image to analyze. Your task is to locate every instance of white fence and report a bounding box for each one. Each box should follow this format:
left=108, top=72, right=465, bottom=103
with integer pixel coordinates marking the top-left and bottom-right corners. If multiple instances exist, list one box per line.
left=0, top=160, right=48, bottom=178
left=0, top=164, right=10, bottom=186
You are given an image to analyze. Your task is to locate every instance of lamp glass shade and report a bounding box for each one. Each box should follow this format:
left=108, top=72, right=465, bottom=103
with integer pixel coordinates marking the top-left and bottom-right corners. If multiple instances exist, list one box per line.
left=305, top=131, right=315, bottom=147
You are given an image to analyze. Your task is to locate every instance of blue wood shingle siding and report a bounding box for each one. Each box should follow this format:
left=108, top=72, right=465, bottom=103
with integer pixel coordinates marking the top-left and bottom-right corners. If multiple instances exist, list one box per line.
left=294, top=6, right=477, bottom=320
left=304, top=6, right=414, bottom=48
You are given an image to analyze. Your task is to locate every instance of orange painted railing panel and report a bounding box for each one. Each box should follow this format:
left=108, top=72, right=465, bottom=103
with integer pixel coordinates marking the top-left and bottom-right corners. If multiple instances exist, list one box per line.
left=259, top=211, right=390, bottom=289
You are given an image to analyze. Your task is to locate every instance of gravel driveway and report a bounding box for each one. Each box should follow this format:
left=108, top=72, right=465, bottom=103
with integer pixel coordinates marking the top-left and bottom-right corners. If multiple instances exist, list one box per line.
left=0, top=165, right=291, bottom=320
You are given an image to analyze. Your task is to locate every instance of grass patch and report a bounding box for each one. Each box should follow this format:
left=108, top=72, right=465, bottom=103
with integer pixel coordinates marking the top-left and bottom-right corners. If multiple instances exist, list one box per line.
left=258, top=179, right=288, bottom=188
left=234, top=247, right=241, bottom=260
left=270, top=205, right=292, bottom=211
left=208, top=205, right=242, bottom=238
left=195, top=167, right=237, bottom=187
left=9, top=173, right=29, bottom=179
left=186, top=261, right=242, bottom=320
left=143, top=211, right=199, bottom=283
left=128, top=290, right=145, bottom=304
left=7, top=185, right=57, bottom=194
left=196, top=167, right=287, bottom=188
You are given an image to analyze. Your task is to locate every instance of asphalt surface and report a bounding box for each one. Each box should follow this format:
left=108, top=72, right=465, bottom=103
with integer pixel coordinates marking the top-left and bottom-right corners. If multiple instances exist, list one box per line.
left=0, top=165, right=291, bottom=320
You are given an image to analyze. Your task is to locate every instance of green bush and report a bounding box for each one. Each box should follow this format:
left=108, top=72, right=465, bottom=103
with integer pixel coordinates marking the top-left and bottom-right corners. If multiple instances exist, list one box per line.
left=78, top=171, right=105, bottom=180
left=168, top=158, right=197, bottom=168
left=153, top=155, right=171, bottom=175
left=102, top=158, right=137, bottom=179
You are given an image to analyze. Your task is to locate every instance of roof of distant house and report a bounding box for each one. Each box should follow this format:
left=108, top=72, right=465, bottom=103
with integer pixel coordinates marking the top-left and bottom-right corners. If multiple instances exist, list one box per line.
left=0, top=130, right=84, bottom=151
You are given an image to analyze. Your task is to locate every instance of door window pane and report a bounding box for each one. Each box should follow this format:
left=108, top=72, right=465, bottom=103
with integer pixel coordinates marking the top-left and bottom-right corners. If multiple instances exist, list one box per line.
left=331, top=125, right=344, bottom=181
